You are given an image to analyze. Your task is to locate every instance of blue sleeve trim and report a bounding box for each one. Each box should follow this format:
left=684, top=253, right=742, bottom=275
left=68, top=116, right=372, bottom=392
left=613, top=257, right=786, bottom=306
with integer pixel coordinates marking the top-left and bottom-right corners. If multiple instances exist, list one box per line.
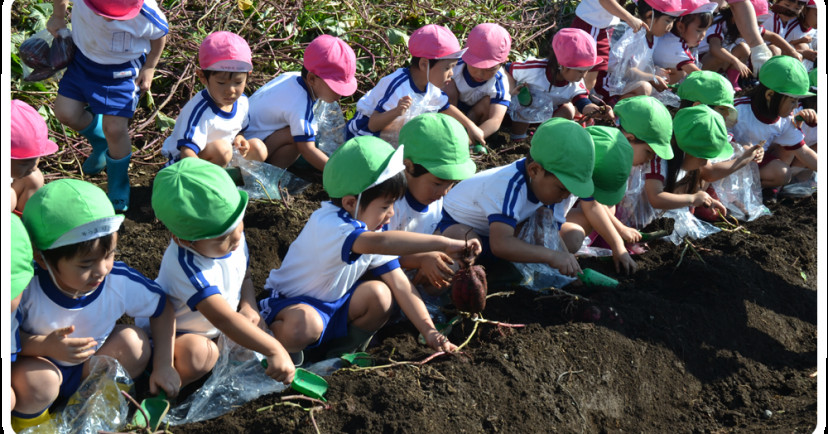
left=140, top=5, right=169, bottom=35
left=492, top=98, right=510, bottom=107
left=182, top=95, right=210, bottom=149
left=177, top=141, right=201, bottom=155
left=342, top=228, right=368, bottom=264
left=371, top=259, right=401, bottom=276
left=375, top=73, right=409, bottom=112
left=177, top=248, right=215, bottom=294
left=488, top=214, right=517, bottom=228
left=439, top=102, right=451, bottom=112
left=186, top=287, right=222, bottom=311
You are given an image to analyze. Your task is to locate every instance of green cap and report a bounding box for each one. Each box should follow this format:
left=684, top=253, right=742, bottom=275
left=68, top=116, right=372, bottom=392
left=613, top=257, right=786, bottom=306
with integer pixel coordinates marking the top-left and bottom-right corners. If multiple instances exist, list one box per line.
left=677, top=70, right=738, bottom=128
left=152, top=158, right=248, bottom=241
left=808, top=67, right=817, bottom=91
left=323, top=136, right=406, bottom=198
left=585, top=126, right=633, bottom=205
left=22, top=179, right=124, bottom=251
left=11, top=213, right=34, bottom=300
left=613, top=96, right=674, bottom=160
left=399, top=113, right=476, bottom=181
left=529, top=118, right=595, bottom=198
left=759, top=55, right=815, bottom=97
left=673, top=105, right=733, bottom=160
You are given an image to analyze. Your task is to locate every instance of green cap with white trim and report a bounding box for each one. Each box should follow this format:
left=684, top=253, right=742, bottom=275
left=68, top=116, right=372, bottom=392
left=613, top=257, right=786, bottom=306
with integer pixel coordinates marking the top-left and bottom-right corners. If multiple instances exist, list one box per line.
left=323, top=136, right=406, bottom=198
left=22, top=179, right=124, bottom=251
left=11, top=213, right=34, bottom=300
left=529, top=118, right=595, bottom=198
left=400, top=113, right=476, bottom=181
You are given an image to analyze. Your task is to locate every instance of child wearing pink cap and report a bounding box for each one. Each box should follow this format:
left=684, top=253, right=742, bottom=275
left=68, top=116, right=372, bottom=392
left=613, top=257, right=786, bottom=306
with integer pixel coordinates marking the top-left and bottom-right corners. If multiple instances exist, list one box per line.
left=245, top=35, right=358, bottom=172
left=161, top=31, right=266, bottom=167
left=445, top=23, right=512, bottom=142
left=346, top=24, right=486, bottom=146
left=793, top=0, right=817, bottom=71
left=11, top=100, right=59, bottom=214
left=506, top=28, right=614, bottom=141
left=47, top=0, right=168, bottom=212
left=652, top=0, right=717, bottom=84
left=770, top=0, right=817, bottom=66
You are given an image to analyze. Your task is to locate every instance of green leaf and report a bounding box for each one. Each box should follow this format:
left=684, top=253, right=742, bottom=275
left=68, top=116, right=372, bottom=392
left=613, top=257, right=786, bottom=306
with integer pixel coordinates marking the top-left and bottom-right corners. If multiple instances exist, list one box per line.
left=387, top=28, right=408, bottom=46
left=800, top=271, right=807, bottom=281
left=156, top=111, right=176, bottom=132
left=28, top=3, right=54, bottom=32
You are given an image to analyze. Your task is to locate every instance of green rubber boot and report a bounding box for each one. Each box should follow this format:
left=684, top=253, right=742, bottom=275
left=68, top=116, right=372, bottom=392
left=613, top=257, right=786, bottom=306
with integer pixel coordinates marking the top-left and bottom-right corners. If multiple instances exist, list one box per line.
left=105, top=152, right=131, bottom=212
left=78, top=114, right=109, bottom=175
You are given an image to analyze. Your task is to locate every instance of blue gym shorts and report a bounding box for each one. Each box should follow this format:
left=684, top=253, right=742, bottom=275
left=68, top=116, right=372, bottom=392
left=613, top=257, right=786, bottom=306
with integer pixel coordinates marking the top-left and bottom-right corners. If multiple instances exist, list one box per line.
left=48, top=359, right=85, bottom=399
left=259, top=282, right=359, bottom=349
left=57, top=49, right=146, bottom=118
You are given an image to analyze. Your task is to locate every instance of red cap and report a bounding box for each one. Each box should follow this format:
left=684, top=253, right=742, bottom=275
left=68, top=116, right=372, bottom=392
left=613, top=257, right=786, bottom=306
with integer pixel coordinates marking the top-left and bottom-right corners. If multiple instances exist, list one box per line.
left=199, top=31, right=252, bottom=72
left=11, top=100, right=58, bottom=160
left=83, top=0, right=143, bottom=20
left=303, top=35, right=357, bottom=97
left=462, top=23, right=512, bottom=69
left=806, top=0, right=816, bottom=7
left=409, top=24, right=466, bottom=60
left=552, top=28, right=601, bottom=70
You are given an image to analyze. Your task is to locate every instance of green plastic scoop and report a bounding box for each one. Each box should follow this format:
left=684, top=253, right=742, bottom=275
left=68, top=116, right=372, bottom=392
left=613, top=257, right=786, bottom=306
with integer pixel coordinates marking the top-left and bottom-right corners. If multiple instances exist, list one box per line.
left=260, top=359, right=329, bottom=401
left=130, top=390, right=169, bottom=432
left=340, top=352, right=372, bottom=367
left=578, top=268, right=619, bottom=287
left=517, top=86, right=532, bottom=106
left=638, top=229, right=671, bottom=242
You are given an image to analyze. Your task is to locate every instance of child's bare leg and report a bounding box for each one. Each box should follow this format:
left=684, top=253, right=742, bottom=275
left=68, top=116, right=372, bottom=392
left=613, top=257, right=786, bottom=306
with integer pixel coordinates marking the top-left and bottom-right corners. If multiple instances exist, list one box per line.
left=700, top=52, right=728, bottom=72
left=621, top=81, right=654, bottom=100
left=510, top=121, right=530, bottom=138
left=732, top=43, right=750, bottom=64
left=245, top=138, right=268, bottom=162
left=262, top=127, right=300, bottom=168
left=760, top=160, right=792, bottom=188
left=11, top=167, right=45, bottom=213
left=89, top=324, right=151, bottom=378
left=173, top=334, right=219, bottom=387
left=348, top=281, right=393, bottom=332
left=269, top=304, right=324, bottom=353
left=554, top=102, right=576, bottom=120
left=53, top=95, right=94, bottom=131
left=10, top=357, right=61, bottom=414
left=560, top=209, right=590, bottom=254
left=200, top=139, right=234, bottom=167
left=101, top=115, right=131, bottom=160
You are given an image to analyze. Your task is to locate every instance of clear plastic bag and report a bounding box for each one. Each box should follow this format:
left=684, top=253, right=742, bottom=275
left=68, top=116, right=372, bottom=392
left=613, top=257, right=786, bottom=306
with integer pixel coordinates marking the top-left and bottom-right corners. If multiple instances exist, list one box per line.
left=380, top=90, right=444, bottom=147
left=606, top=25, right=678, bottom=107
left=513, top=207, right=578, bottom=290
left=19, top=28, right=74, bottom=82
left=230, top=151, right=310, bottom=199
left=314, top=100, right=346, bottom=155
left=779, top=170, right=818, bottom=198
left=710, top=149, right=770, bottom=221
left=615, top=165, right=658, bottom=229
left=508, top=83, right=557, bottom=124
left=662, top=208, right=721, bottom=245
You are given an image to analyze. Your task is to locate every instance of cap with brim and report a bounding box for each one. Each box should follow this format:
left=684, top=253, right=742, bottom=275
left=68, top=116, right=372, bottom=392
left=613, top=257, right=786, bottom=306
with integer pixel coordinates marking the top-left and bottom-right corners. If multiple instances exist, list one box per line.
left=462, top=23, right=512, bottom=69
left=585, top=126, right=634, bottom=205
left=614, top=96, right=674, bottom=160
left=324, top=136, right=406, bottom=198
left=399, top=113, right=476, bottom=181
left=751, top=0, right=770, bottom=21
left=529, top=118, right=595, bottom=198
left=11, top=213, right=34, bottom=300
left=643, top=0, right=686, bottom=16
left=83, top=0, right=143, bottom=20
left=680, top=0, right=718, bottom=16
left=409, top=24, right=466, bottom=60
left=11, top=100, right=59, bottom=160
left=552, top=28, right=601, bottom=70
left=673, top=105, right=733, bottom=160
left=759, top=55, right=815, bottom=97
left=304, top=35, right=358, bottom=96
left=808, top=67, right=817, bottom=91
left=677, top=70, right=738, bottom=128
left=22, top=179, right=124, bottom=251
left=152, top=158, right=248, bottom=241
left=199, top=31, right=253, bottom=72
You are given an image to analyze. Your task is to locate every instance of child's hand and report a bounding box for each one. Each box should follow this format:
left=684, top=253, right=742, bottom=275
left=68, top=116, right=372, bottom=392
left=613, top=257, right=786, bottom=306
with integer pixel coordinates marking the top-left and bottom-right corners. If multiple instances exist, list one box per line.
left=652, top=75, right=670, bottom=93
left=135, top=67, right=156, bottom=96
left=782, top=48, right=804, bottom=62
left=149, top=365, right=181, bottom=399
left=264, top=352, right=296, bottom=385
left=613, top=251, right=638, bottom=275
left=445, top=237, right=483, bottom=259
left=46, top=325, right=98, bottom=365
left=233, top=135, right=251, bottom=158
left=393, top=96, right=413, bottom=116
left=467, top=124, right=486, bottom=147
left=511, top=82, right=528, bottom=96
left=618, top=226, right=642, bottom=244
left=424, top=329, right=457, bottom=353
left=46, top=15, right=67, bottom=37
left=413, top=252, right=455, bottom=288
left=743, top=143, right=764, bottom=164
left=731, top=60, right=751, bottom=78
left=547, top=250, right=581, bottom=277
left=797, top=109, right=817, bottom=127
left=239, top=304, right=266, bottom=330
left=626, top=17, right=648, bottom=33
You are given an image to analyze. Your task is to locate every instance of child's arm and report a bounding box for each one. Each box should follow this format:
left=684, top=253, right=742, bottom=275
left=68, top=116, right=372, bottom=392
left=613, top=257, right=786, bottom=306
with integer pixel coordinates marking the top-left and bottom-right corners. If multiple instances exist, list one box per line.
left=367, top=96, right=412, bottom=133
left=680, top=62, right=701, bottom=74
left=398, top=252, right=455, bottom=288
left=179, top=147, right=199, bottom=159
left=147, top=301, right=181, bottom=398
left=581, top=201, right=637, bottom=274
left=47, top=0, right=70, bottom=36
left=136, top=35, right=167, bottom=96
left=489, top=221, right=582, bottom=276
left=478, top=103, right=509, bottom=139
left=785, top=144, right=818, bottom=171
left=233, top=134, right=251, bottom=158
left=294, top=140, right=328, bottom=172
left=707, top=37, right=751, bottom=78
left=19, top=325, right=97, bottom=364
left=441, top=104, right=487, bottom=145
left=380, top=268, right=456, bottom=352
left=762, top=31, right=803, bottom=61
left=699, top=143, right=763, bottom=183
left=598, top=0, right=646, bottom=32
left=353, top=230, right=481, bottom=259
left=237, top=271, right=266, bottom=329
left=608, top=209, right=643, bottom=244
left=644, top=178, right=727, bottom=215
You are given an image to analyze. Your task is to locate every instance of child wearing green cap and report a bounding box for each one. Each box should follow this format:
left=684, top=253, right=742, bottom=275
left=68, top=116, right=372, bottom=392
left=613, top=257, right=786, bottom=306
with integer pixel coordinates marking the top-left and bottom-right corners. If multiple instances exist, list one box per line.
left=260, top=136, right=480, bottom=360
left=13, top=179, right=179, bottom=432
left=10, top=214, right=35, bottom=422
left=439, top=118, right=595, bottom=277
left=391, top=113, right=477, bottom=289
left=148, top=158, right=295, bottom=386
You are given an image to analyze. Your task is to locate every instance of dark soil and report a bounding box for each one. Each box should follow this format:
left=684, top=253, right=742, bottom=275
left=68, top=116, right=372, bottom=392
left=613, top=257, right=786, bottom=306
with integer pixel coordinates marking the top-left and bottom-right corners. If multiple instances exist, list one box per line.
left=108, top=132, right=817, bottom=433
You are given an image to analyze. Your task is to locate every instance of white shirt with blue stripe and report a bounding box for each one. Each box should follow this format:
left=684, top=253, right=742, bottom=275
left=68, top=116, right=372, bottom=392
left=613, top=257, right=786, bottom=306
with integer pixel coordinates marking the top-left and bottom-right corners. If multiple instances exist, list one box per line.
left=443, top=158, right=554, bottom=236
left=71, top=0, right=168, bottom=65
left=390, top=191, right=444, bottom=235
left=246, top=72, right=317, bottom=143
left=18, top=263, right=166, bottom=367
left=161, top=90, right=250, bottom=161
left=451, top=61, right=511, bottom=108
left=11, top=309, right=22, bottom=362
left=262, top=202, right=400, bottom=304
left=141, top=235, right=250, bottom=339
left=347, top=67, right=451, bottom=138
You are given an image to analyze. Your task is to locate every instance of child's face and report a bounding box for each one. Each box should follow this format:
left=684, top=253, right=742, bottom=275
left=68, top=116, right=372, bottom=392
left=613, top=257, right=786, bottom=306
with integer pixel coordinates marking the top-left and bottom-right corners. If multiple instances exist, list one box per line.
left=199, top=70, right=249, bottom=109
left=429, top=59, right=458, bottom=89
left=649, top=14, right=676, bottom=38
left=777, top=0, right=805, bottom=16
left=405, top=164, right=456, bottom=206
left=188, top=222, right=244, bottom=259
left=804, top=7, right=817, bottom=28
left=776, top=94, right=800, bottom=118
left=559, top=66, right=588, bottom=83
left=466, top=63, right=502, bottom=83
left=629, top=138, right=657, bottom=166
left=676, top=16, right=709, bottom=47
left=307, top=73, right=342, bottom=103
left=357, top=195, right=397, bottom=231
left=11, top=157, right=39, bottom=179
left=527, top=161, right=571, bottom=204
left=48, top=235, right=117, bottom=295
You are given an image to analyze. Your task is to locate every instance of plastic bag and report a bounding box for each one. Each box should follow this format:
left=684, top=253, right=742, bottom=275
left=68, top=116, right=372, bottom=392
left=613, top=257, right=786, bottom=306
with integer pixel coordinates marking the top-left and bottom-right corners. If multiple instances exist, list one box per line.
left=380, top=89, right=444, bottom=147
left=615, top=165, right=659, bottom=229
left=710, top=148, right=770, bottom=221
left=779, top=170, right=818, bottom=198
left=314, top=100, right=346, bottom=155
left=606, top=25, right=679, bottom=107
left=662, top=208, right=721, bottom=245
left=230, top=151, right=310, bottom=199
left=19, top=28, right=74, bottom=82
left=513, top=207, right=578, bottom=290
left=508, top=83, right=557, bottom=124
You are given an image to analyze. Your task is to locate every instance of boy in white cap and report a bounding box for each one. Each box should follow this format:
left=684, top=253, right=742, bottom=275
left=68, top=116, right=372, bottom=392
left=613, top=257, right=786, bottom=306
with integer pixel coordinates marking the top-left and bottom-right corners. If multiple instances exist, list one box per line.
left=161, top=31, right=266, bottom=167
left=47, top=0, right=168, bottom=212
left=439, top=118, right=595, bottom=277
left=259, top=136, right=480, bottom=362
left=147, top=158, right=295, bottom=386
left=10, top=100, right=59, bottom=214
left=13, top=179, right=179, bottom=432
left=246, top=35, right=357, bottom=173
left=346, top=24, right=486, bottom=146
left=445, top=23, right=512, bottom=144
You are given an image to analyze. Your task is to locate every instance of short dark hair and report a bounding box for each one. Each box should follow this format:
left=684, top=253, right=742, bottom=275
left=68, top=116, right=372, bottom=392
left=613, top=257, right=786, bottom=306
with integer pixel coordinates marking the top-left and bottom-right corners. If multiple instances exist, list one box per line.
left=40, top=233, right=116, bottom=268
left=630, top=0, right=671, bottom=21
left=410, top=57, right=440, bottom=70
left=331, top=171, right=407, bottom=211
left=409, top=163, right=430, bottom=178
left=202, top=70, right=249, bottom=81
left=671, top=12, right=713, bottom=38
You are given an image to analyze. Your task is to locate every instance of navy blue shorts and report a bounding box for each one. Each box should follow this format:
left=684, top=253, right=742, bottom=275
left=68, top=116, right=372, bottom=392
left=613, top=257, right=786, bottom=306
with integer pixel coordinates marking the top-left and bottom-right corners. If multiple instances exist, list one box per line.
left=58, top=49, right=145, bottom=118
left=50, top=359, right=84, bottom=399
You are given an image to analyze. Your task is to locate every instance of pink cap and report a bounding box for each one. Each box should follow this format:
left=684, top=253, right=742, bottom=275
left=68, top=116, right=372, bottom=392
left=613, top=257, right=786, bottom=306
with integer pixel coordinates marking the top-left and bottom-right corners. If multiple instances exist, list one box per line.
left=751, top=0, right=770, bottom=21
left=83, top=0, right=143, bottom=20
left=643, top=0, right=686, bottom=16
left=462, top=23, right=512, bottom=69
left=304, top=35, right=357, bottom=97
left=199, top=31, right=252, bottom=72
left=680, top=0, right=718, bottom=16
left=11, top=100, right=58, bottom=160
left=806, top=0, right=816, bottom=7
left=409, top=24, right=466, bottom=60
left=552, top=28, right=600, bottom=70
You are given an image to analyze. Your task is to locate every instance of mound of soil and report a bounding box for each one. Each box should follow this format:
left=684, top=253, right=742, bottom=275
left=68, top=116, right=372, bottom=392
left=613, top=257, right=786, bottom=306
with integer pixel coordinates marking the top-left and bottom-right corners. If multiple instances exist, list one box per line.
left=113, top=142, right=816, bottom=433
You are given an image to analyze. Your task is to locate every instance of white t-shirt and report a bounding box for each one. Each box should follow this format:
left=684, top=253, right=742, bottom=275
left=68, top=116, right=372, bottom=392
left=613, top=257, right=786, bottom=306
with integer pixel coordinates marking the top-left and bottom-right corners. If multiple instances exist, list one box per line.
left=575, top=0, right=620, bottom=29
left=443, top=158, right=552, bottom=236
left=507, top=58, right=590, bottom=123
left=653, top=33, right=697, bottom=71
left=140, top=236, right=249, bottom=339
left=451, top=61, right=511, bottom=108
left=730, top=97, right=805, bottom=151
left=347, top=67, right=450, bottom=138
left=71, top=0, right=168, bottom=65
left=793, top=106, right=817, bottom=147
left=769, top=12, right=803, bottom=42
left=246, top=72, right=317, bottom=143
left=390, top=191, right=444, bottom=235
left=18, top=263, right=166, bottom=367
left=161, top=90, right=249, bottom=161
left=262, top=202, right=400, bottom=303
left=11, top=309, right=22, bottom=362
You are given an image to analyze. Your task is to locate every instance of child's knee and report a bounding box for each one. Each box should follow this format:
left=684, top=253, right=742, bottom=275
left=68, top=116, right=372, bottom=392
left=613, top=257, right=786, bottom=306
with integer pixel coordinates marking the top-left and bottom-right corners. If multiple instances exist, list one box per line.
left=100, top=325, right=151, bottom=375
left=11, top=358, right=61, bottom=410
left=554, top=103, right=576, bottom=120
left=559, top=223, right=586, bottom=254
left=203, top=139, right=234, bottom=166
left=356, top=281, right=394, bottom=312
left=174, top=335, right=219, bottom=382
left=274, top=307, right=324, bottom=344
left=101, top=116, right=129, bottom=139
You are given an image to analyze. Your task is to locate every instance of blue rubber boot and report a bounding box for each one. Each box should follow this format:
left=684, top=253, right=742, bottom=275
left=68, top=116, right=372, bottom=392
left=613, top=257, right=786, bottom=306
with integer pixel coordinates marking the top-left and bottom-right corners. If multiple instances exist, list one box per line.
left=105, top=152, right=131, bottom=212
left=78, top=114, right=109, bottom=175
